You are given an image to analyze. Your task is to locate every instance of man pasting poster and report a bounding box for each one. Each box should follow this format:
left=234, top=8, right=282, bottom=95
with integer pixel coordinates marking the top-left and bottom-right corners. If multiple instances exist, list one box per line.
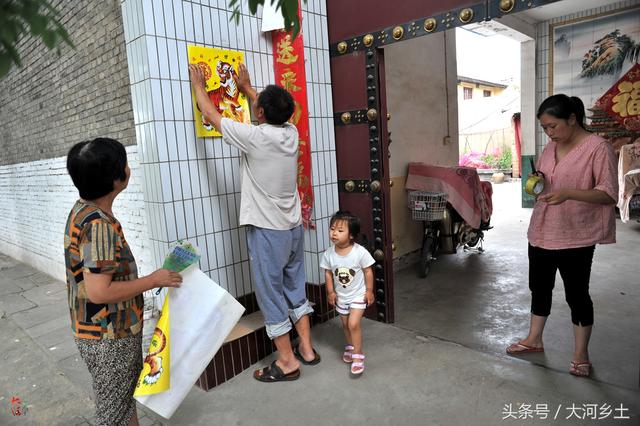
left=188, top=46, right=251, bottom=137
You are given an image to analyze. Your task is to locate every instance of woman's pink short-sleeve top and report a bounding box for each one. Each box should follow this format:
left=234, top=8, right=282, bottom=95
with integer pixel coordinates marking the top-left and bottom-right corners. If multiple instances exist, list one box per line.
left=527, top=134, right=618, bottom=250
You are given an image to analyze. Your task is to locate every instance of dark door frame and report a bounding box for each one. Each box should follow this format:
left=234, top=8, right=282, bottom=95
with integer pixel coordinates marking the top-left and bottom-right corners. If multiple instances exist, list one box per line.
left=327, top=0, right=560, bottom=323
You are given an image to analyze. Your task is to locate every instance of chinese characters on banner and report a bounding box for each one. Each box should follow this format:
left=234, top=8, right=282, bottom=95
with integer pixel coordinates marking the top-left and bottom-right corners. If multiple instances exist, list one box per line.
left=188, top=46, right=251, bottom=137
left=272, top=6, right=315, bottom=229
left=596, top=63, right=640, bottom=131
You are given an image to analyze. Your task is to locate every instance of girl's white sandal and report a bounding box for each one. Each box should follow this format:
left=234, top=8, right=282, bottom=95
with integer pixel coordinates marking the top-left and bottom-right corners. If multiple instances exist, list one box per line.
left=343, top=345, right=354, bottom=363
left=350, top=353, right=365, bottom=375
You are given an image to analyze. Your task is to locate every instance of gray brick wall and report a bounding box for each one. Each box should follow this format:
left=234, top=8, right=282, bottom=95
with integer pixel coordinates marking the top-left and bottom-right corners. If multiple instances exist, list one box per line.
left=0, top=0, right=136, bottom=166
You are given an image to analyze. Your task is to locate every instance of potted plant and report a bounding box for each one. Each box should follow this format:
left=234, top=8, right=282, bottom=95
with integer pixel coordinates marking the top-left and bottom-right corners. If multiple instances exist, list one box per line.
left=459, top=149, right=513, bottom=182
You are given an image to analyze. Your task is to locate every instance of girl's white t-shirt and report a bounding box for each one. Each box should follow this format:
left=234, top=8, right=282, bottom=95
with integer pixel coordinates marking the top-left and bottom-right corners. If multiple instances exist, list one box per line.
left=320, top=243, right=375, bottom=298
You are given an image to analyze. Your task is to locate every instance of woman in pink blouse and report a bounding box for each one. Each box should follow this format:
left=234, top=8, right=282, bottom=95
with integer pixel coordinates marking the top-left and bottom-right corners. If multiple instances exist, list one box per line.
left=506, top=94, right=618, bottom=378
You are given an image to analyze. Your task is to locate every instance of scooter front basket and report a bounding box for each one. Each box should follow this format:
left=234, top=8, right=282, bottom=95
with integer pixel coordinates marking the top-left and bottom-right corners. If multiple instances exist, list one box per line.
left=408, top=191, right=448, bottom=221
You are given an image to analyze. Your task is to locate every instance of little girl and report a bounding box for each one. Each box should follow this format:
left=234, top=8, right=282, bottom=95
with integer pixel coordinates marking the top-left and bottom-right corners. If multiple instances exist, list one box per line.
left=320, top=211, right=375, bottom=375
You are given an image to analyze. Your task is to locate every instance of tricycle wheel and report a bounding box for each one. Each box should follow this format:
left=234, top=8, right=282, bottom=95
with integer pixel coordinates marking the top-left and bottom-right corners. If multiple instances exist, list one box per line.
left=466, top=230, right=483, bottom=248
left=418, top=235, right=434, bottom=278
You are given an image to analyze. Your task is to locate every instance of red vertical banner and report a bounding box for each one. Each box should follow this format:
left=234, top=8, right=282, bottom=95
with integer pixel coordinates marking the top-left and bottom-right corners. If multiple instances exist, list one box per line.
left=272, top=5, right=314, bottom=229
left=512, top=113, right=522, bottom=178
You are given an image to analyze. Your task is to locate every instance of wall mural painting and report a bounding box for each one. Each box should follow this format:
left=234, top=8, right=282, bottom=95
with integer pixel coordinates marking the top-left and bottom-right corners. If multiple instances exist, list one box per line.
left=551, top=7, right=640, bottom=111
left=188, top=45, right=251, bottom=137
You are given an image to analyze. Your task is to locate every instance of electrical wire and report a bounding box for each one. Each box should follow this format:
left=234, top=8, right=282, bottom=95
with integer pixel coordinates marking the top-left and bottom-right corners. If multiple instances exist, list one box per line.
left=459, top=96, right=519, bottom=132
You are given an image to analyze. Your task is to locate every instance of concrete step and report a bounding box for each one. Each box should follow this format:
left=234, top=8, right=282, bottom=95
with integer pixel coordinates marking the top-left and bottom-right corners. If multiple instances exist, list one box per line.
left=224, top=310, right=265, bottom=343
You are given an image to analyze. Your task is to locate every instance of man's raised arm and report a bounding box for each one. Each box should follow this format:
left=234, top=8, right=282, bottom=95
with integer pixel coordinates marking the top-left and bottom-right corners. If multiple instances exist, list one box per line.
left=189, top=63, right=222, bottom=132
left=234, top=63, right=258, bottom=105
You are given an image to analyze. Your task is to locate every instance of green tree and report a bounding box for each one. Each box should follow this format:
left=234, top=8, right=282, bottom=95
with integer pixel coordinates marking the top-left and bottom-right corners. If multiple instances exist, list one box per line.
left=229, top=0, right=304, bottom=38
left=0, top=0, right=74, bottom=78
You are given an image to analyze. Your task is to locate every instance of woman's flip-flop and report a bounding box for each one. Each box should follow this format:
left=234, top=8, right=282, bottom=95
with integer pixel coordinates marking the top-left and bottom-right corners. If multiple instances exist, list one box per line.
left=506, top=341, right=544, bottom=355
left=569, top=361, right=592, bottom=377
left=254, top=361, right=300, bottom=382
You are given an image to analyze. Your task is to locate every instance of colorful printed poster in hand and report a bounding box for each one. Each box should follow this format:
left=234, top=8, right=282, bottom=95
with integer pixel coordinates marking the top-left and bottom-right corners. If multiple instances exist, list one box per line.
left=188, top=46, right=251, bottom=137
left=135, top=241, right=245, bottom=419
left=135, top=241, right=200, bottom=396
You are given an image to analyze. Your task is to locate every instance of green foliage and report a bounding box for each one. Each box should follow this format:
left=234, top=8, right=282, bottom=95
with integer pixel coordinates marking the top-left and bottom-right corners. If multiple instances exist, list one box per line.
left=228, top=0, right=304, bottom=38
left=481, top=149, right=512, bottom=170
left=0, top=0, right=74, bottom=78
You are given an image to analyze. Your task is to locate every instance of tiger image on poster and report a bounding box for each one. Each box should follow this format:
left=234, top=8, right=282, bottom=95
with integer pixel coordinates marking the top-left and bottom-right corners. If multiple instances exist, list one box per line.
left=135, top=296, right=171, bottom=396
left=188, top=46, right=251, bottom=137
left=141, top=328, right=166, bottom=385
left=202, top=60, right=247, bottom=128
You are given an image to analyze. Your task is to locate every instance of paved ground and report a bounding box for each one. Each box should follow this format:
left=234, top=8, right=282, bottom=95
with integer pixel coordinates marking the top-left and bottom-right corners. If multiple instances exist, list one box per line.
left=394, top=180, right=640, bottom=390
left=0, top=181, right=638, bottom=425
left=0, top=256, right=165, bottom=425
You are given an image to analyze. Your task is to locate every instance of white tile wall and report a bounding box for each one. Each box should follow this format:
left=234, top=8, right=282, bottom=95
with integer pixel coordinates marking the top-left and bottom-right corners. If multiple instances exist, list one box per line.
left=534, top=0, right=640, bottom=154
left=121, top=0, right=337, bottom=297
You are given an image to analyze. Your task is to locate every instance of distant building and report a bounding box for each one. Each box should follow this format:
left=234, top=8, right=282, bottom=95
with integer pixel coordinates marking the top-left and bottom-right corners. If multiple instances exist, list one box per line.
left=457, top=76, right=519, bottom=175
left=457, top=76, right=508, bottom=100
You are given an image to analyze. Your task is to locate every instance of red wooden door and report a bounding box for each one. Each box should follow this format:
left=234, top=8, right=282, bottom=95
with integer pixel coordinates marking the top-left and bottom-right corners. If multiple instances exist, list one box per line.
left=326, top=0, right=560, bottom=323
left=331, top=49, right=394, bottom=322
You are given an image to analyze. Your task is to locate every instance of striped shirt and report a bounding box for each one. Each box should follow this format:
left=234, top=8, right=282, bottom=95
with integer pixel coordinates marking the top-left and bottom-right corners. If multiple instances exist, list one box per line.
left=527, top=134, right=617, bottom=250
left=64, top=200, right=143, bottom=340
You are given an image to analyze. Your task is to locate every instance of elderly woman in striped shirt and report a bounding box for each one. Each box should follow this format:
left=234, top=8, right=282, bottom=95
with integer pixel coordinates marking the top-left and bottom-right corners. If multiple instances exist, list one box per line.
left=65, top=138, right=182, bottom=425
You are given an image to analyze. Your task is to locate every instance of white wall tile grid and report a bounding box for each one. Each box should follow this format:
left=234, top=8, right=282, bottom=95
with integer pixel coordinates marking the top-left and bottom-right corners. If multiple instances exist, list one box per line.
left=534, top=0, right=640, bottom=154
left=120, top=0, right=337, bottom=296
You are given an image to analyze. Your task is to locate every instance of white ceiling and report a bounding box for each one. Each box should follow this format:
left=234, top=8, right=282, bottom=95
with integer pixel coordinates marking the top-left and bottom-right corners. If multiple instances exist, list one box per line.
left=517, top=0, right=624, bottom=22
left=462, top=0, right=627, bottom=41
left=463, top=19, right=533, bottom=42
